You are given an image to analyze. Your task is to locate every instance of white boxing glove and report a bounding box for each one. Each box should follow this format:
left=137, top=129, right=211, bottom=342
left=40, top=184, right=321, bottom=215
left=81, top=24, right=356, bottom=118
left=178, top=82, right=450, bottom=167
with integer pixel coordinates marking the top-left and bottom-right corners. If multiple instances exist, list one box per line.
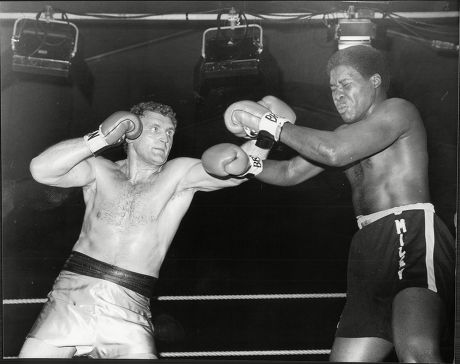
left=224, top=98, right=295, bottom=150
left=224, top=100, right=270, bottom=139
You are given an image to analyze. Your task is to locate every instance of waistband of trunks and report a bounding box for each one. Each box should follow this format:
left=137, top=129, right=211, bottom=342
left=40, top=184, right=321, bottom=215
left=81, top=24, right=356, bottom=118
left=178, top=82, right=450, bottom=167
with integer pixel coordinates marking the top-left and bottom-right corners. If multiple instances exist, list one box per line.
left=356, top=202, right=435, bottom=229
left=62, top=251, right=157, bottom=297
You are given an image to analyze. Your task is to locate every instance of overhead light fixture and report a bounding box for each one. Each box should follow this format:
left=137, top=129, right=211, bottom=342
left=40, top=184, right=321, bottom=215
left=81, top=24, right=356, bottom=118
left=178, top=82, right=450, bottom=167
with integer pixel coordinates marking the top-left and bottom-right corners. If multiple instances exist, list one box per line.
left=194, top=8, right=264, bottom=97
left=11, top=7, right=79, bottom=77
left=200, top=24, right=263, bottom=78
left=335, top=18, right=376, bottom=49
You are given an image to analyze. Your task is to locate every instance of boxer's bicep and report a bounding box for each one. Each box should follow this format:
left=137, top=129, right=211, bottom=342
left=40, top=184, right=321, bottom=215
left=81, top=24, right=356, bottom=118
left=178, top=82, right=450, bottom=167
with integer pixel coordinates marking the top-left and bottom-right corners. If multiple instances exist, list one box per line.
left=34, top=159, right=95, bottom=188
left=30, top=137, right=97, bottom=188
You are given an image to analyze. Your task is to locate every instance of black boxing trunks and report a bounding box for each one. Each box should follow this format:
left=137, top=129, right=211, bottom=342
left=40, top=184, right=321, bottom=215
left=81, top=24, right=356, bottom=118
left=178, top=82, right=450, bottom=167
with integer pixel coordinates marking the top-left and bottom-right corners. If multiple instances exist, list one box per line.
left=335, top=203, right=455, bottom=342
left=26, top=252, right=158, bottom=358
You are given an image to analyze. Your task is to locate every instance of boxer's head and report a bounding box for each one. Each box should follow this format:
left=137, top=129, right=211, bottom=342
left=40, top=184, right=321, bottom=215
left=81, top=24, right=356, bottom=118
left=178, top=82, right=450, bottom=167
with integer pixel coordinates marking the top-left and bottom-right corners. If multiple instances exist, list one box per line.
left=327, top=45, right=390, bottom=92
left=327, top=46, right=389, bottom=123
left=125, top=101, right=177, bottom=165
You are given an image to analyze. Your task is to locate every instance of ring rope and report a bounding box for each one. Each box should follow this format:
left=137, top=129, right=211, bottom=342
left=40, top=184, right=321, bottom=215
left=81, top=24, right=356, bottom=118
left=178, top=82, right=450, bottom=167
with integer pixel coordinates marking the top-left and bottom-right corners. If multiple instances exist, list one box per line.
left=4, top=298, right=48, bottom=304
left=157, top=293, right=346, bottom=300
left=159, top=349, right=331, bottom=357
left=3, top=292, right=345, bottom=305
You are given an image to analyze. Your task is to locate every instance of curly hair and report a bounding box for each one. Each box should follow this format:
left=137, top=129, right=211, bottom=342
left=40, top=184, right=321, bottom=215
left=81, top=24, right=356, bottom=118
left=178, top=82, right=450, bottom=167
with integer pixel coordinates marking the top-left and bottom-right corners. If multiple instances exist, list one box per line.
left=326, top=45, right=390, bottom=92
left=130, top=101, right=178, bottom=128
left=123, top=101, right=177, bottom=154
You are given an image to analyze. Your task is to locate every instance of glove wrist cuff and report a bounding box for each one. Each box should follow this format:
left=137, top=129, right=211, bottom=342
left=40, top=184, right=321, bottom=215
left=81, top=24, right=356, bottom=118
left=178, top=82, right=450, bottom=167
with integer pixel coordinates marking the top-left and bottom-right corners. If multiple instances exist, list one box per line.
left=84, top=126, right=109, bottom=155
left=239, top=155, right=263, bottom=178
left=259, top=112, right=291, bottom=141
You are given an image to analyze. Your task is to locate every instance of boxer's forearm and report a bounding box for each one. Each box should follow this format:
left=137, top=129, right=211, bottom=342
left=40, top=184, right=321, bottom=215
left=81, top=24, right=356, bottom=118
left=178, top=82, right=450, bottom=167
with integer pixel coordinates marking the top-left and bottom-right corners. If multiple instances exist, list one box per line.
left=31, top=111, right=142, bottom=183
left=255, top=159, right=290, bottom=185
left=256, top=157, right=324, bottom=186
left=30, top=137, right=93, bottom=184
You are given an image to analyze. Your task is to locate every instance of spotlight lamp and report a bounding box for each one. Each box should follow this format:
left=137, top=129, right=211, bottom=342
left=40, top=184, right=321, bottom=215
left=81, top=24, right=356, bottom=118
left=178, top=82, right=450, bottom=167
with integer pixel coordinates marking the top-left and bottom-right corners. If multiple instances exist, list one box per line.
left=199, top=8, right=263, bottom=79
left=335, top=18, right=376, bottom=49
left=11, top=7, right=79, bottom=77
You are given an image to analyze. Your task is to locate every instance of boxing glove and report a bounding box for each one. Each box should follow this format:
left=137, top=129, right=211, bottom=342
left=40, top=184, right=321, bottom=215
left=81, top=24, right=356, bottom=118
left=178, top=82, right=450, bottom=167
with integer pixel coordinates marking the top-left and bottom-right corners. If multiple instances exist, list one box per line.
left=256, top=96, right=297, bottom=150
left=258, top=96, right=296, bottom=124
left=201, top=143, right=263, bottom=178
left=224, top=100, right=270, bottom=139
left=84, top=111, right=143, bottom=155
left=224, top=99, right=294, bottom=146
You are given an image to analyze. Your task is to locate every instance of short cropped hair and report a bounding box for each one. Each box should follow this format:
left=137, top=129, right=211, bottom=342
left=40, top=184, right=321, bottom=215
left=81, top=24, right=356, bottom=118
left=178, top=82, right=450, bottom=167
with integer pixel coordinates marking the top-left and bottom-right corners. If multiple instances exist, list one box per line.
left=130, top=101, right=178, bottom=128
left=326, top=45, right=390, bottom=92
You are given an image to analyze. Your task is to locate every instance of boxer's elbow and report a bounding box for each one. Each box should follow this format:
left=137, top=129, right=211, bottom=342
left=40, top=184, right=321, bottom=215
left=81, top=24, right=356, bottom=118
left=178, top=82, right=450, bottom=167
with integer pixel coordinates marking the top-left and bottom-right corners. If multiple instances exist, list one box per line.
left=312, top=143, right=339, bottom=167
left=316, top=144, right=353, bottom=167
left=30, top=156, right=52, bottom=184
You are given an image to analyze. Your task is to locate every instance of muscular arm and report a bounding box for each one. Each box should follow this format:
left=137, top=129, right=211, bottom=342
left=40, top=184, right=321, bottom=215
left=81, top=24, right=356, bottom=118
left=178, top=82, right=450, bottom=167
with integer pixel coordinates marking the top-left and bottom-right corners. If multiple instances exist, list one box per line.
left=279, top=98, right=415, bottom=166
left=30, top=111, right=142, bottom=188
left=29, top=137, right=95, bottom=188
left=177, top=140, right=270, bottom=192
left=256, top=155, right=324, bottom=186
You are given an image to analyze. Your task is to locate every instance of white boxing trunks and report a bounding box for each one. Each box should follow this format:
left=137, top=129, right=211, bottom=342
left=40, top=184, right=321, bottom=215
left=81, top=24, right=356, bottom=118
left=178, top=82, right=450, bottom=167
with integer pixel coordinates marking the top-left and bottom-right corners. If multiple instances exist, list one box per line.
left=26, top=253, right=157, bottom=358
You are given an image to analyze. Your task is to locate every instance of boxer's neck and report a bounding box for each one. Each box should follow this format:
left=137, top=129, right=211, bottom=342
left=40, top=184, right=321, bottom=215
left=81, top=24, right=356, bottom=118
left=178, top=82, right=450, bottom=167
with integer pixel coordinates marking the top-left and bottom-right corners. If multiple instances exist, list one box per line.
left=123, top=157, right=162, bottom=184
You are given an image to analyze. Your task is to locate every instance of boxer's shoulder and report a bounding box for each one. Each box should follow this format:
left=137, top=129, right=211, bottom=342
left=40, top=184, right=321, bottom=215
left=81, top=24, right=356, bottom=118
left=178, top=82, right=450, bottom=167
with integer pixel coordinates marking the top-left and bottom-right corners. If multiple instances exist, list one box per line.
left=162, top=156, right=201, bottom=170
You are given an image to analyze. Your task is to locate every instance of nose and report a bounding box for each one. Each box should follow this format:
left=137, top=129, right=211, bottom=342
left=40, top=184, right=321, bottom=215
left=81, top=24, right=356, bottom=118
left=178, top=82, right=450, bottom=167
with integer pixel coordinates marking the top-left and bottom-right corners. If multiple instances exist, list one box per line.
left=158, top=131, right=167, bottom=143
left=332, top=89, right=344, bottom=102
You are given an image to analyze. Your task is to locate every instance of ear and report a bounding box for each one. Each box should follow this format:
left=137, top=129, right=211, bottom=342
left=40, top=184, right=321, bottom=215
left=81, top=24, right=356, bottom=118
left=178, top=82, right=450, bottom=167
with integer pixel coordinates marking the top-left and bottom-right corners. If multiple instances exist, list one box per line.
left=370, top=74, right=382, bottom=89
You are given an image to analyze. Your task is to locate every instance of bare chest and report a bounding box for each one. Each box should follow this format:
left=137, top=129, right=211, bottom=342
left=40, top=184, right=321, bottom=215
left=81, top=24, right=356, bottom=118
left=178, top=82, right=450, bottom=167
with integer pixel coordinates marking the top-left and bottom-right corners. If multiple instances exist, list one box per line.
left=94, top=179, right=172, bottom=226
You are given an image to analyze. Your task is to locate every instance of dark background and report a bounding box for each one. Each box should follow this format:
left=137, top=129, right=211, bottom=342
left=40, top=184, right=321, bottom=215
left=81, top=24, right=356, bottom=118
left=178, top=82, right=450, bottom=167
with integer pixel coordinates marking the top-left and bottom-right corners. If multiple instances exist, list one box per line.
left=1, top=1, right=458, bottom=361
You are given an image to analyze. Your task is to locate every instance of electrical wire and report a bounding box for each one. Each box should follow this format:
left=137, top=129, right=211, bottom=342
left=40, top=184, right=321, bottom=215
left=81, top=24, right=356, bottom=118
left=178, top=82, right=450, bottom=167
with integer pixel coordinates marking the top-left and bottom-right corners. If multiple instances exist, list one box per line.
left=49, top=7, right=232, bottom=20
left=359, top=6, right=458, bottom=36
left=387, top=13, right=458, bottom=36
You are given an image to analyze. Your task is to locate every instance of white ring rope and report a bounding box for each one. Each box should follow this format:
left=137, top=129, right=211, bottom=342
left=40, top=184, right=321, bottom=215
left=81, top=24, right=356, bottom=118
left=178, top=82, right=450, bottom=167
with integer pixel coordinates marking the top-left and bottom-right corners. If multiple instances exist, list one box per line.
left=160, top=349, right=331, bottom=357
left=3, top=298, right=48, bottom=304
left=3, top=292, right=346, bottom=304
left=157, top=293, right=346, bottom=300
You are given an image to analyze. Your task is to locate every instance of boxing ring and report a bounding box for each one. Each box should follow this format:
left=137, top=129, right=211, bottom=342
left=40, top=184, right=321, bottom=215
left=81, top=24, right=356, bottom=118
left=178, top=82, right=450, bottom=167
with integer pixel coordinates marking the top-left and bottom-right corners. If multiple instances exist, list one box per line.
left=3, top=292, right=346, bottom=359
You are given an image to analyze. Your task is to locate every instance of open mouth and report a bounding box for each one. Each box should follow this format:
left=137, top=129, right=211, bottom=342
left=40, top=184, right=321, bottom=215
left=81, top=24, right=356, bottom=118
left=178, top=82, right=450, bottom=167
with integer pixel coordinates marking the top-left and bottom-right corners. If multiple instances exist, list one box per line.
left=336, top=104, right=348, bottom=114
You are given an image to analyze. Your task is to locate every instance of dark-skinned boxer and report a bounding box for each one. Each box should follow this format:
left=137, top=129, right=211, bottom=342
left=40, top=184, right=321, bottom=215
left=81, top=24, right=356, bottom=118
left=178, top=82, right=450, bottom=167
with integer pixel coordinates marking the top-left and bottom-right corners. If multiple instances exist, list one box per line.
left=203, top=46, right=455, bottom=363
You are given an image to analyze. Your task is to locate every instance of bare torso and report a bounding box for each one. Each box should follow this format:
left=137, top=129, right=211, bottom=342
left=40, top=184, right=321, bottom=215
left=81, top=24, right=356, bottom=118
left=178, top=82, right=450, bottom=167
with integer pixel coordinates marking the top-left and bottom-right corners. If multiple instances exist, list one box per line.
left=344, top=115, right=430, bottom=215
left=73, top=157, right=196, bottom=277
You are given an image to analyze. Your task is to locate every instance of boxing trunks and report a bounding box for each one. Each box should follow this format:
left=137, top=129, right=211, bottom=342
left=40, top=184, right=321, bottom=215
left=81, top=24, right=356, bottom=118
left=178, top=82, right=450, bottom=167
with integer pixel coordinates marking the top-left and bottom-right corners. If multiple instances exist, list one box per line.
left=335, top=203, right=455, bottom=342
left=26, top=251, right=158, bottom=358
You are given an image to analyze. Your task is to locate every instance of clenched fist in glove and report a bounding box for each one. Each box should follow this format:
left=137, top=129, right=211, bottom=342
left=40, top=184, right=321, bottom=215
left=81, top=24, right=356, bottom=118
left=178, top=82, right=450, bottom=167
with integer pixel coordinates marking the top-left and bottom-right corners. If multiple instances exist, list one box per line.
left=84, top=111, right=143, bottom=155
left=201, top=143, right=263, bottom=178
left=257, top=95, right=296, bottom=124
left=224, top=96, right=296, bottom=149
